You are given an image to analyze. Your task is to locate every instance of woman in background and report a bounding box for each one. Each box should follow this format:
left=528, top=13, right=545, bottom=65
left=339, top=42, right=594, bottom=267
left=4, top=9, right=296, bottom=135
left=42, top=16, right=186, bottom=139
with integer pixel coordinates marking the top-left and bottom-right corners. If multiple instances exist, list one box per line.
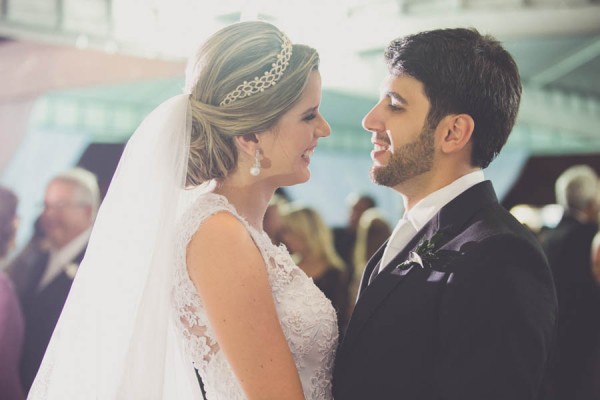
left=280, top=204, right=350, bottom=333
left=351, top=208, right=391, bottom=303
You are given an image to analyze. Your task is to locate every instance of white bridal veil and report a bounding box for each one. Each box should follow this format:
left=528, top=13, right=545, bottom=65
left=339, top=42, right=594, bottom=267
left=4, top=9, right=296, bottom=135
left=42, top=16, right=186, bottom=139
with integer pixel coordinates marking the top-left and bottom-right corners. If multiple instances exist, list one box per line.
left=28, top=94, right=204, bottom=399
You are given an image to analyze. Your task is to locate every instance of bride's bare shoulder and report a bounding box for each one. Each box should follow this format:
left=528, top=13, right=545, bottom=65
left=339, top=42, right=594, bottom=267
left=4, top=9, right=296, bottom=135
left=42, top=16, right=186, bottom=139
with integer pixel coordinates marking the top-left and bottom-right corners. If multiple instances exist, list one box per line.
left=186, top=211, right=262, bottom=276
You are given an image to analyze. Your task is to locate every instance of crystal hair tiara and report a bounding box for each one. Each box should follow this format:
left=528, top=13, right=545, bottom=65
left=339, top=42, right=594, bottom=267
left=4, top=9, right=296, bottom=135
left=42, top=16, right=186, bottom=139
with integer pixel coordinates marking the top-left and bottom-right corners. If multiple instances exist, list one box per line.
left=219, top=33, right=292, bottom=106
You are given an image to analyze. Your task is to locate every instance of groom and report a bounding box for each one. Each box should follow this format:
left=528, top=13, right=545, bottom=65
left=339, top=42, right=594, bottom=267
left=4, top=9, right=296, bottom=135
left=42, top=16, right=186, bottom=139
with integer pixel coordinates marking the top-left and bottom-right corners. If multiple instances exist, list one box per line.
left=333, top=28, right=557, bottom=399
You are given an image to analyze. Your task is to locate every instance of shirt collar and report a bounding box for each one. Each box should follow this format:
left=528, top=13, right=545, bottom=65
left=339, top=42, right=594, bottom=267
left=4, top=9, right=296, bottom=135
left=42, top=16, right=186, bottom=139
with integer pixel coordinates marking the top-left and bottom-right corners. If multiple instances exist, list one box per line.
left=49, top=227, right=92, bottom=262
left=405, top=170, right=485, bottom=232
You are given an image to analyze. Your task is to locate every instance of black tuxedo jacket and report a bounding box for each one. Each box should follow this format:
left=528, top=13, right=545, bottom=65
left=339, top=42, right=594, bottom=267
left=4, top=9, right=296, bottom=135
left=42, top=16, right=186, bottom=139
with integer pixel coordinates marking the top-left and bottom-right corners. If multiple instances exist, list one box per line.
left=333, top=181, right=557, bottom=400
left=7, top=243, right=86, bottom=392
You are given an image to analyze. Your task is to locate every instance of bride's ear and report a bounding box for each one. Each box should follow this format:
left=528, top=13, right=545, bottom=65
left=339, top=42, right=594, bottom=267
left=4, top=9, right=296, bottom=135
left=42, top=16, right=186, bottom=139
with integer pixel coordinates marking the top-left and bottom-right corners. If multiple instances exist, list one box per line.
left=234, top=133, right=259, bottom=157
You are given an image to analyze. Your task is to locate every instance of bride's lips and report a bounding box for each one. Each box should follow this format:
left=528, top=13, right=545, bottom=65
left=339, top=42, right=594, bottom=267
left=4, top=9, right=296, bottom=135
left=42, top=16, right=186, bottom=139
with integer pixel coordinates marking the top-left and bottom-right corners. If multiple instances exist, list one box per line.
left=301, top=144, right=317, bottom=164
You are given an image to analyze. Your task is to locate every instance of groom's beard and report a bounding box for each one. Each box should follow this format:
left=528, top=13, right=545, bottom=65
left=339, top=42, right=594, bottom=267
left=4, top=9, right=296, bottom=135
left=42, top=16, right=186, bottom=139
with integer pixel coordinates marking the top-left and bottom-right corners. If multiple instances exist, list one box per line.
left=370, top=124, right=435, bottom=187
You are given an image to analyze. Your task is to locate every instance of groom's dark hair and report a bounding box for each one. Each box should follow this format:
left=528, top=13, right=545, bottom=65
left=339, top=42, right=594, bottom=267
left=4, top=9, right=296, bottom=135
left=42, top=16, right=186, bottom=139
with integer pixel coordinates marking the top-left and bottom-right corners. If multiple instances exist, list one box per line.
left=384, top=28, right=521, bottom=169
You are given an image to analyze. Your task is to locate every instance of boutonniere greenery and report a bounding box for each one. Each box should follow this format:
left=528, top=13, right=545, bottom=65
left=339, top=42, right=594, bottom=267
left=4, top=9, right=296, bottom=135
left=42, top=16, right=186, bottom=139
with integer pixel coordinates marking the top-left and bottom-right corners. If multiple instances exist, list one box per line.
left=395, top=232, right=461, bottom=272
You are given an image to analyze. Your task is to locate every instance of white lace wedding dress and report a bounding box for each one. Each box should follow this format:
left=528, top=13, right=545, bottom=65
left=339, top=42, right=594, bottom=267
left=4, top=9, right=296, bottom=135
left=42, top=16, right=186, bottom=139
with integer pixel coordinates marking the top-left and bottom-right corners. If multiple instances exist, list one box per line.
left=172, top=192, right=339, bottom=399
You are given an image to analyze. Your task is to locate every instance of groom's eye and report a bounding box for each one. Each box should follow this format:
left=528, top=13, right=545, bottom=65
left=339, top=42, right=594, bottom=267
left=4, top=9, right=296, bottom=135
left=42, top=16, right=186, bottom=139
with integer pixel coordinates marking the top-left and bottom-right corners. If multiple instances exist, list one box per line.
left=388, top=103, right=404, bottom=112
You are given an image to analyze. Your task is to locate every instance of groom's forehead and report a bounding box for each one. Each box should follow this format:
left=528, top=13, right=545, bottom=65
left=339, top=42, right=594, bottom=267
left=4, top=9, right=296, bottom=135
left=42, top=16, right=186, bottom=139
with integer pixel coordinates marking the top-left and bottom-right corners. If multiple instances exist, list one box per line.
left=379, top=75, right=429, bottom=106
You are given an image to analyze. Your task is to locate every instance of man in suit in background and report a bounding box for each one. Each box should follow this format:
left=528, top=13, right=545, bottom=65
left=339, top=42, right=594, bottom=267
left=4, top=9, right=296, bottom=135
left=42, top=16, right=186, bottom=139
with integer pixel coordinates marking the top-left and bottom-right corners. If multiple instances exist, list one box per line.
left=333, top=28, right=557, bottom=400
left=7, top=167, right=99, bottom=393
left=540, top=165, right=599, bottom=400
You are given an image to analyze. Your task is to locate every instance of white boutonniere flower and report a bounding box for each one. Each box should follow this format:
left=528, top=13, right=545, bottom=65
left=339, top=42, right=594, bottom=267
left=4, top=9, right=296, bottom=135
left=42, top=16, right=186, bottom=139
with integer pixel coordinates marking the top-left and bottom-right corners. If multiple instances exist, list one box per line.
left=405, top=251, right=424, bottom=269
left=394, top=232, right=462, bottom=272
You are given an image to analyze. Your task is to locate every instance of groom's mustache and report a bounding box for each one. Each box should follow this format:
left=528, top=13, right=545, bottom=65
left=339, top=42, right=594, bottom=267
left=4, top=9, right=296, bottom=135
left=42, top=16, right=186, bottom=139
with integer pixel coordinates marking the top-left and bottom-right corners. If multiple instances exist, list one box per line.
left=371, top=133, right=391, bottom=146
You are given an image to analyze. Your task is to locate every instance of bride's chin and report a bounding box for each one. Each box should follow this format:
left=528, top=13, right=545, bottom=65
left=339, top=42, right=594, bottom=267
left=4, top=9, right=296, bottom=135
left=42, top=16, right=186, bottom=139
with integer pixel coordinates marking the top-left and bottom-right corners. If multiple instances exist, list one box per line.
left=276, top=170, right=310, bottom=187
left=295, top=169, right=311, bottom=185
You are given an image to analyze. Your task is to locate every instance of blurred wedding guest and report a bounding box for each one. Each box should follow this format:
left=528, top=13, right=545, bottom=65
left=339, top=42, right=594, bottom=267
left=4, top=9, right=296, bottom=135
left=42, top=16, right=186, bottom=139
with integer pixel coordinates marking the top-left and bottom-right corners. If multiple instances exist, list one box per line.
left=0, top=186, right=24, bottom=400
left=540, top=165, right=600, bottom=400
left=510, top=204, right=544, bottom=239
left=7, top=215, right=48, bottom=304
left=280, top=204, right=350, bottom=332
left=350, top=208, right=391, bottom=302
left=332, top=193, right=376, bottom=282
left=275, top=186, right=292, bottom=202
left=590, top=232, right=600, bottom=398
left=6, top=167, right=99, bottom=394
left=264, top=193, right=288, bottom=246
left=592, top=232, right=600, bottom=286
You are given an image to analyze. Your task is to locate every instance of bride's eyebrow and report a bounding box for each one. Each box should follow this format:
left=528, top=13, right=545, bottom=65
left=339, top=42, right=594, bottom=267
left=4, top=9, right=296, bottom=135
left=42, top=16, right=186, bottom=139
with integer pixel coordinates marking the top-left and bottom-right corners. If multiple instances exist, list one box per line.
left=301, top=105, right=319, bottom=115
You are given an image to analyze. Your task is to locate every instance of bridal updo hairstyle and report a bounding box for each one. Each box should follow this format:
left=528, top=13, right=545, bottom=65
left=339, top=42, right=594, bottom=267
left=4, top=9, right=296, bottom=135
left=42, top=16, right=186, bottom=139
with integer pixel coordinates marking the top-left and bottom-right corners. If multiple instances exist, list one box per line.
left=184, top=21, right=320, bottom=186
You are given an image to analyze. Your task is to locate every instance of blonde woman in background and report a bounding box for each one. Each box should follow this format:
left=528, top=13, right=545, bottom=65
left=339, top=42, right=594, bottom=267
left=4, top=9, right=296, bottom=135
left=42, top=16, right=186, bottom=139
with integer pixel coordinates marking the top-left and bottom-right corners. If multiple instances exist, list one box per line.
left=280, top=204, right=350, bottom=333
left=351, top=208, right=391, bottom=303
left=263, top=193, right=289, bottom=246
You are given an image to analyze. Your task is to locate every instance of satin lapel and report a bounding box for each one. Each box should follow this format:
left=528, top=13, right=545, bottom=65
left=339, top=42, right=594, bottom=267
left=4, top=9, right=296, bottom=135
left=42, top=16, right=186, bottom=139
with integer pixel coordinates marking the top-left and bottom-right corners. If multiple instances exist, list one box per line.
left=28, top=251, right=50, bottom=294
left=356, top=239, right=387, bottom=299
left=20, top=251, right=49, bottom=308
left=341, top=181, right=499, bottom=350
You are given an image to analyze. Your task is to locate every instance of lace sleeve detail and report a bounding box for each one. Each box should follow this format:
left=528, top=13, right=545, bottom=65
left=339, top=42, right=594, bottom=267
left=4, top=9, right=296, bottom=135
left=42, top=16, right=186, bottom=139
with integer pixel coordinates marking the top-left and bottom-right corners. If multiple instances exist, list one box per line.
left=171, top=192, right=286, bottom=370
left=172, top=193, right=233, bottom=370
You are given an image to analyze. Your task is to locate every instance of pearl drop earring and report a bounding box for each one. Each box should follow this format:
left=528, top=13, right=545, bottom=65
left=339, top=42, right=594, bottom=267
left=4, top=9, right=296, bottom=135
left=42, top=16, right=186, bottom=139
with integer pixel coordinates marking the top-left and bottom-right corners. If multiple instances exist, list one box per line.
left=249, top=149, right=261, bottom=176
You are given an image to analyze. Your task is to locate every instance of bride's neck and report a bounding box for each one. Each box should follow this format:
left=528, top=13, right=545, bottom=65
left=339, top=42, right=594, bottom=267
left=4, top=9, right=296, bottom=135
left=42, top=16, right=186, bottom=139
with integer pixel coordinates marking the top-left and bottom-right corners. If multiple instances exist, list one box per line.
left=213, top=177, right=275, bottom=232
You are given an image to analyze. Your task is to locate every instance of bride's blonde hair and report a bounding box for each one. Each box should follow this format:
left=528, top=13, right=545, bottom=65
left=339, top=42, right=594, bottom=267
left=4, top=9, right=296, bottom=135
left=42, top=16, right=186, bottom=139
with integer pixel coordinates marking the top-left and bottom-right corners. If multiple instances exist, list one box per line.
left=184, top=21, right=320, bottom=186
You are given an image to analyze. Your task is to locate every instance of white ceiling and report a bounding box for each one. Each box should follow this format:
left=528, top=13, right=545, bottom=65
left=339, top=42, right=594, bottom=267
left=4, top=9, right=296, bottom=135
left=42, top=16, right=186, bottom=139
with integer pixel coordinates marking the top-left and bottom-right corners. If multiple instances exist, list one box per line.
left=1, top=0, right=600, bottom=154
left=3, top=1, right=599, bottom=92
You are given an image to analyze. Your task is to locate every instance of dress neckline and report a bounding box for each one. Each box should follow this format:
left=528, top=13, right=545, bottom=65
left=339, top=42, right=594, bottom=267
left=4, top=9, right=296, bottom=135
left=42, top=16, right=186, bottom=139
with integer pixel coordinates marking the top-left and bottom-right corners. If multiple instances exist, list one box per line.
left=203, top=191, right=269, bottom=238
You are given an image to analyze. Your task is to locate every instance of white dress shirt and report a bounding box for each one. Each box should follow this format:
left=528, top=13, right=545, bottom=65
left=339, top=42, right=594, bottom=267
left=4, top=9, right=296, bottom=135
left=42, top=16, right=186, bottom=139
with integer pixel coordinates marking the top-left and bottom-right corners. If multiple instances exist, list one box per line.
left=38, top=228, right=91, bottom=290
left=379, top=170, right=485, bottom=273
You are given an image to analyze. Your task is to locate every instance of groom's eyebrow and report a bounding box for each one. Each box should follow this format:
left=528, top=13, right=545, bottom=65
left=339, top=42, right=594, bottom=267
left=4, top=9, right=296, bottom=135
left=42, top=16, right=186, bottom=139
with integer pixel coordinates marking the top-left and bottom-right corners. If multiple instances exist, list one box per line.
left=386, top=91, right=408, bottom=105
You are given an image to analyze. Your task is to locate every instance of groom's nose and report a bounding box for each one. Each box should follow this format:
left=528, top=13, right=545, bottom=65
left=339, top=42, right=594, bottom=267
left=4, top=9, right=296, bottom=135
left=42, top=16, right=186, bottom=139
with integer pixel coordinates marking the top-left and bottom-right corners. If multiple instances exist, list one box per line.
left=362, top=103, right=383, bottom=134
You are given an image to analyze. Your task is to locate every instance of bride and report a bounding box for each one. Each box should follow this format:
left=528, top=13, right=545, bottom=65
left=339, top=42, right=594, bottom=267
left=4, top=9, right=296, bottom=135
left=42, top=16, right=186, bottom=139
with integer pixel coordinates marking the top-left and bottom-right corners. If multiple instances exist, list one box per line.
left=28, top=21, right=337, bottom=399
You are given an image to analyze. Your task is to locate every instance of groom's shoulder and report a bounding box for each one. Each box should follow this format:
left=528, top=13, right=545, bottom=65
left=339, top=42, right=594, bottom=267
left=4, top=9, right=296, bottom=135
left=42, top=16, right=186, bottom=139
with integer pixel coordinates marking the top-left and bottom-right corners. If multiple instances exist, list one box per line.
left=462, top=202, right=545, bottom=257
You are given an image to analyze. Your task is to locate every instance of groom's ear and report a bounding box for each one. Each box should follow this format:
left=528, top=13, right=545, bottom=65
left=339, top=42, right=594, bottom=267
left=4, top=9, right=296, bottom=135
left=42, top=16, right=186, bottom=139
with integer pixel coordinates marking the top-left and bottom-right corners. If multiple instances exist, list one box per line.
left=439, top=113, right=474, bottom=155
